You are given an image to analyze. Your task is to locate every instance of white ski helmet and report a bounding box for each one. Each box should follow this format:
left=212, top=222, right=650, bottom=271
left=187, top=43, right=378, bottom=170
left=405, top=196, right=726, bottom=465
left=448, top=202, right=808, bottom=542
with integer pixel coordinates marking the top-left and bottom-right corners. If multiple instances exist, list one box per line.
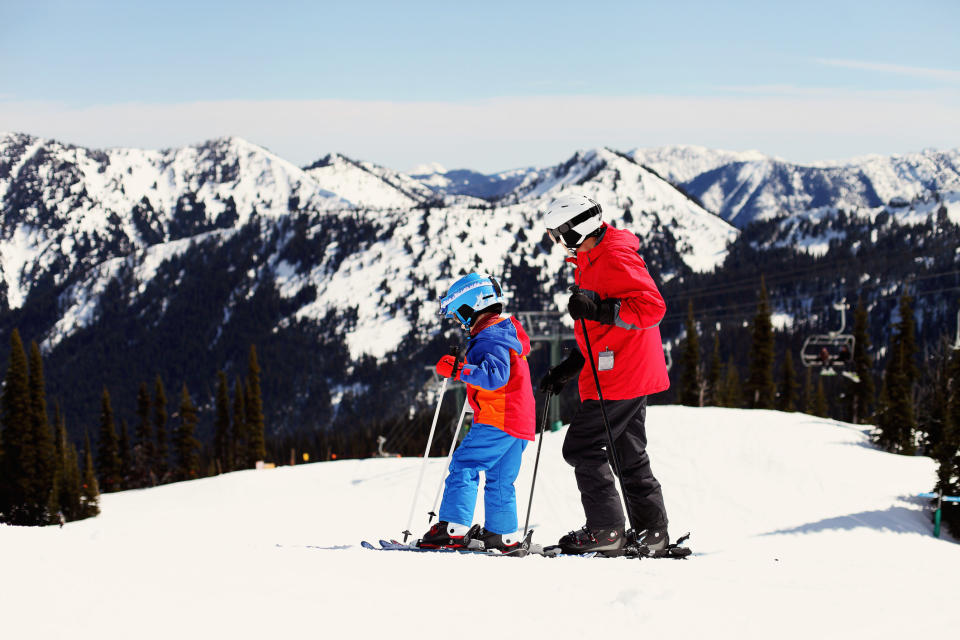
left=542, top=194, right=603, bottom=249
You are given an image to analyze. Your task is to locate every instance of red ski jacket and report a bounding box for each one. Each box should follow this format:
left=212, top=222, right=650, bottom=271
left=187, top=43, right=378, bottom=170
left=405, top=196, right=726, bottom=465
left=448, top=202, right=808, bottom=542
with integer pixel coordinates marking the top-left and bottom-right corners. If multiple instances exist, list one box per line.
left=571, top=224, right=670, bottom=401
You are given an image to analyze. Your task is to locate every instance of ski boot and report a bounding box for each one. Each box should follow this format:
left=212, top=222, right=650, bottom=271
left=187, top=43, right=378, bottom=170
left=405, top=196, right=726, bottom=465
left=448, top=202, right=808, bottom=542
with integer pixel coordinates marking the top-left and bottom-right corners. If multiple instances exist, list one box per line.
left=635, top=527, right=669, bottom=552
left=418, top=521, right=469, bottom=549
left=557, top=524, right=625, bottom=556
left=464, top=525, right=528, bottom=554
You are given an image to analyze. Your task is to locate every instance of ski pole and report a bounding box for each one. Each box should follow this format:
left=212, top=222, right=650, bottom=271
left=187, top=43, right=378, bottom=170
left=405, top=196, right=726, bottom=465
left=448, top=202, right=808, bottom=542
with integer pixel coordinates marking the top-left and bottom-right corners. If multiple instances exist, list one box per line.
left=572, top=286, right=639, bottom=533
left=403, top=346, right=460, bottom=542
left=523, top=391, right=552, bottom=536
left=427, top=396, right=472, bottom=523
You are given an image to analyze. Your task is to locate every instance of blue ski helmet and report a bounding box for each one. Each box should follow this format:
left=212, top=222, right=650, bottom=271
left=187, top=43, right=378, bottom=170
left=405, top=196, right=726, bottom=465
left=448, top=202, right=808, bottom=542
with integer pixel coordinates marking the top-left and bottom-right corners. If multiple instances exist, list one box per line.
left=438, top=272, right=505, bottom=329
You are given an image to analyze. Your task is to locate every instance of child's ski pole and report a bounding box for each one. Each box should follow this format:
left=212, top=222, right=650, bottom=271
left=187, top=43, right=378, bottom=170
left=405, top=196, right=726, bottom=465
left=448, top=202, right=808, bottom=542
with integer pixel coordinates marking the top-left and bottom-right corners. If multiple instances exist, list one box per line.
left=403, top=347, right=460, bottom=542
left=427, top=397, right=472, bottom=523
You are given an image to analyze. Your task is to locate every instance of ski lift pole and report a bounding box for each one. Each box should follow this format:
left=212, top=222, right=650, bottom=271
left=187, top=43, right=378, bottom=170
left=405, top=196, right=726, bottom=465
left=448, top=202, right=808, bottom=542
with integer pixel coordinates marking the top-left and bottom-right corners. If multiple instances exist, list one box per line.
left=427, top=396, right=472, bottom=524
left=917, top=491, right=960, bottom=538
left=952, top=309, right=960, bottom=350
left=830, top=299, right=848, bottom=336
left=403, top=347, right=460, bottom=542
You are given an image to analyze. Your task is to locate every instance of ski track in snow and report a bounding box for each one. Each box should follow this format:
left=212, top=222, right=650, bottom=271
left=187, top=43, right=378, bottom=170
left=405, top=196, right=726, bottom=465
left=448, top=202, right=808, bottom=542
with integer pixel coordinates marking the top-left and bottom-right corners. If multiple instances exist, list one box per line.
left=1, top=406, right=957, bottom=639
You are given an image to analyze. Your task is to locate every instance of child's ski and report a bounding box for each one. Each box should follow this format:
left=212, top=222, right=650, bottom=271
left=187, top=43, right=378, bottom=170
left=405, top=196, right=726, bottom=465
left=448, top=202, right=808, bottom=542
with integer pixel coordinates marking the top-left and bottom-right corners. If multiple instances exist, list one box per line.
left=359, top=539, right=596, bottom=558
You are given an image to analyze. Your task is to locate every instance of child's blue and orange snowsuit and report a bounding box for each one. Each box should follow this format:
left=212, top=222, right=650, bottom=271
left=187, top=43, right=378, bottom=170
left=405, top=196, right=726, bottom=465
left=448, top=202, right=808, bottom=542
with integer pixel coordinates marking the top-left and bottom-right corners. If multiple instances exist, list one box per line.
left=437, top=315, right=536, bottom=534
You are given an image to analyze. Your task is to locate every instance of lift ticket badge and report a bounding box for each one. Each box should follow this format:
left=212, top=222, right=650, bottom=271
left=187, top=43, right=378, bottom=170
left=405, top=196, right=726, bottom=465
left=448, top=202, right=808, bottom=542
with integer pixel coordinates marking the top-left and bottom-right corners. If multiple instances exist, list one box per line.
left=598, top=349, right=614, bottom=371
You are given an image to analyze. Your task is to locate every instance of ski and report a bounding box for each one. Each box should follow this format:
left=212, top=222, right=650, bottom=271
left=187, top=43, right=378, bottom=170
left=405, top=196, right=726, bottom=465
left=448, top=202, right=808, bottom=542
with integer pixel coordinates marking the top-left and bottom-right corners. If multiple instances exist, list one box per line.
left=541, top=532, right=693, bottom=559
left=360, top=539, right=520, bottom=556
left=361, top=531, right=690, bottom=558
left=360, top=536, right=597, bottom=558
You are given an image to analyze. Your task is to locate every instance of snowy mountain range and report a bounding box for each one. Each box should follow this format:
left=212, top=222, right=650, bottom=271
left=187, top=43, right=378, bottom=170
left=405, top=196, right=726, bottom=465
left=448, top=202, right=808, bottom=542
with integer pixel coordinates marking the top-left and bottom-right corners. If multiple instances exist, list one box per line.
left=629, top=144, right=960, bottom=227
left=1, top=132, right=958, bottom=435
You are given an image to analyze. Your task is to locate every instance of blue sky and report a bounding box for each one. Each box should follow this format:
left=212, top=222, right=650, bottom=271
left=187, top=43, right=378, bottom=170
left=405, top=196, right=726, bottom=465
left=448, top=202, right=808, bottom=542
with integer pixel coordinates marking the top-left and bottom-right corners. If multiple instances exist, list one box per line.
left=2, top=0, right=959, bottom=171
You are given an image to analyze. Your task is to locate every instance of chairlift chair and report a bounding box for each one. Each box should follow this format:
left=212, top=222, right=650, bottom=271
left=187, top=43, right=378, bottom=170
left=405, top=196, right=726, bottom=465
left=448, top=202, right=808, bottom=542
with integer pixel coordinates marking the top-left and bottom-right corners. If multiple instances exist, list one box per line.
left=799, top=299, right=858, bottom=382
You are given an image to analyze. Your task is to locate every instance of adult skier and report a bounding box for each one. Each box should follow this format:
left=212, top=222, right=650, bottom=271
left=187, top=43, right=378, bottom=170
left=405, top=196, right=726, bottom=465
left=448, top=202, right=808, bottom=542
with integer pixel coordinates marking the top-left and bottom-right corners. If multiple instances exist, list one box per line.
left=538, top=194, right=671, bottom=555
left=419, top=273, right=536, bottom=552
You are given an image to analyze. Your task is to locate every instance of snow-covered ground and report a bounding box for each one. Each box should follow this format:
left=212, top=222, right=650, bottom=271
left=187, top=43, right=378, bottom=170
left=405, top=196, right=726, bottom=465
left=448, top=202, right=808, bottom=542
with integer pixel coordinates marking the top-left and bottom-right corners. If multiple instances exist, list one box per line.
left=2, top=406, right=958, bottom=639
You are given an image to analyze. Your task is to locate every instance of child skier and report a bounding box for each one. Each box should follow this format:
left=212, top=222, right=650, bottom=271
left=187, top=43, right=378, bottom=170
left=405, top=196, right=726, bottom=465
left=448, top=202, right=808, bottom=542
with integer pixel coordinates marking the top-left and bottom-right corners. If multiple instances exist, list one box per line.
left=419, top=272, right=536, bottom=552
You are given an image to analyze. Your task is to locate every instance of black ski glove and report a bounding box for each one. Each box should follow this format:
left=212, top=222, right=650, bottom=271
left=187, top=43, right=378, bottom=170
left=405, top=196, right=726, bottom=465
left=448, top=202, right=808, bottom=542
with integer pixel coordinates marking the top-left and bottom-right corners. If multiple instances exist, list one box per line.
left=539, top=350, right=586, bottom=394
left=568, top=290, right=619, bottom=325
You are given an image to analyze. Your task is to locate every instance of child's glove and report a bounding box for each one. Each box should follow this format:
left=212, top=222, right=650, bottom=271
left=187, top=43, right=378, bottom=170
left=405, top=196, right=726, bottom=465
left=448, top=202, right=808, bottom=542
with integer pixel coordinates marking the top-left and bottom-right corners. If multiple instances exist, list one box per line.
left=435, top=354, right=465, bottom=380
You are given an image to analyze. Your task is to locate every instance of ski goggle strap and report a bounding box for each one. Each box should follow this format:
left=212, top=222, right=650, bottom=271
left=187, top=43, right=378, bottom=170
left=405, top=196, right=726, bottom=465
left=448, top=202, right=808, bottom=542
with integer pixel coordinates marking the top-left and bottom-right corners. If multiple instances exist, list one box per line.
left=547, top=204, right=601, bottom=247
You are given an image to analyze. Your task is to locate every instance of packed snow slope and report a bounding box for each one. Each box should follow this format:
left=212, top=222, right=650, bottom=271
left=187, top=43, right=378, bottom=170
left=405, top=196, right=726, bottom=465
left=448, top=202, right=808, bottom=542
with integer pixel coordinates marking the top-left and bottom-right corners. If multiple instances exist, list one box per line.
left=2, top=406, right=957, bottom=640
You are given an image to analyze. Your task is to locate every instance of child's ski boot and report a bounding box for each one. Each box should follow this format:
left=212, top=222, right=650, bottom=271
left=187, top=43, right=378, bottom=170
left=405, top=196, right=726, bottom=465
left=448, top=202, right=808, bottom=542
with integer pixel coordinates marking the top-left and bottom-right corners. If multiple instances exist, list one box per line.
left=417, top=521, right=469, bottom=549
left=465, top=525, right=528, bottom=554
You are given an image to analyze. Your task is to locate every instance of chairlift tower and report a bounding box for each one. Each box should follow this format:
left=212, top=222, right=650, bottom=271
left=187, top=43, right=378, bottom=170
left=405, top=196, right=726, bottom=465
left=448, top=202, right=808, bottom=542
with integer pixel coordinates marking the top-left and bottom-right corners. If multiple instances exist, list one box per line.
left=515, top=311, right=576, bottom=430
left=952, top=309, right=960, bottom=351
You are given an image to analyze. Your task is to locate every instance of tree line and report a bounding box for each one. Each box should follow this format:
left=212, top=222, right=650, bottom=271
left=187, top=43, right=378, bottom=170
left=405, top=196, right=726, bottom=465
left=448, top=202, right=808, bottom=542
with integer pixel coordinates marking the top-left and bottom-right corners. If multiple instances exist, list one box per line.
left=673, top=279, right=960, bottom=537
left=0, top=331, right=267, bottom=526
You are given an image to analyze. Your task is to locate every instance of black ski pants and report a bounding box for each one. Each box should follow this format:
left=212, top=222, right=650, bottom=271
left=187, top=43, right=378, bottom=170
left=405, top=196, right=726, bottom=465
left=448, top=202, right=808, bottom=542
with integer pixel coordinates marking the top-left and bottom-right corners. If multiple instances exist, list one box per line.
left=562, top=396, right=668, bottom=531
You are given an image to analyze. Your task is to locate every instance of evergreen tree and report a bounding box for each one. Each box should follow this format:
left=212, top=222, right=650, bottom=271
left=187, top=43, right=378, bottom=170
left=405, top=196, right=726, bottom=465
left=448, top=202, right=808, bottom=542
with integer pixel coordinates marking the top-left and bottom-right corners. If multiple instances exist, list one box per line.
left=81, top=431, right=100, bottom=518
left=746, top=277, right=776, bottom=409
left=118, top=419, right=131, bottom=490
left=778, top=350, right=798, bottom=412
left=850, top=298, right=875, bottom=424
left=245, top=346, right=266, bottom=465
left=214, top=371, right=231, bottom=474
left=923, top=339, right=952, bottom=455
left=232, top=379, right=247, bottom=469
left=134, top=382, right=154, bottom=485
left=803, top=367, right=815, bottom=415
left=51, top=401, right=66, bottom=520
left=62, top=441, right=83, bottom=521
left=175, top=384, right=201, bottom=481
left=153, top=376, right=169, bottom=481
left=936, top=343, right=960, bottom=535
left=705, top=332, right=722, bottom=407
left=0, top=329, right=35, bottom=524
left=721, top=357, right=743, bottom=408
left=54, top=404, right=82, bottom=521
left=28, top=341, right=56, bottom=523
left=679, top=301, right=703, bottom=407
left=96, top=388, right=122, bottom=492
left=814, top=376, right=829, bottom=418
left=877, top=293, right=918, bottom=454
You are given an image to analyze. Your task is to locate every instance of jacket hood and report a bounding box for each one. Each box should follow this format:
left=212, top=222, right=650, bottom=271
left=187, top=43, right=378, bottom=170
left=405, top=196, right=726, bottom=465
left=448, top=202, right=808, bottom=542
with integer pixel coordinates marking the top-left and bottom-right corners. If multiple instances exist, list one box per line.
left=589, top=223, right=640, bottom=260
left=471, top=316, right=531, bottom=357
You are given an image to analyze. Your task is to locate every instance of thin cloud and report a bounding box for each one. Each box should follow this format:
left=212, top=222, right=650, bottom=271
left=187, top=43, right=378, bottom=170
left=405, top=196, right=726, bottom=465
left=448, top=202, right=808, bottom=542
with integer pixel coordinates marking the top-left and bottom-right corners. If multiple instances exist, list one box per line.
left=1, top=91, right=958, bottom=172
left=816, top=58, right=960, bottom=83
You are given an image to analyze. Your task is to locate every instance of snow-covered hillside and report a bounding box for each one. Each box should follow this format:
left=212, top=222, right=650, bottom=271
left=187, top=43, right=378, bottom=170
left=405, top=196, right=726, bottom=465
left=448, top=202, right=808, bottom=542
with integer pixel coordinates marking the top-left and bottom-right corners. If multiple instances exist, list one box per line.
left=0, top=134, right=737, bottom=361
left=0, top=133, right=347, bottom=309
left=630, top=144, right=770, bottom=185
left=2, top=406, right=956, bottom=639
left=631, top=145, right=960, bottom=227
left=304, top=153, right=442, bottom=209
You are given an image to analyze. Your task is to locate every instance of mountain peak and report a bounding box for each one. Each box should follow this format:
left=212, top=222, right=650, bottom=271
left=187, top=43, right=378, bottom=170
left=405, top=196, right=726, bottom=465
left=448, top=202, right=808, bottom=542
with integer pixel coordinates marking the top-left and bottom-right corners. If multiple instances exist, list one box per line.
left=408, top=161, right=448, bottom=176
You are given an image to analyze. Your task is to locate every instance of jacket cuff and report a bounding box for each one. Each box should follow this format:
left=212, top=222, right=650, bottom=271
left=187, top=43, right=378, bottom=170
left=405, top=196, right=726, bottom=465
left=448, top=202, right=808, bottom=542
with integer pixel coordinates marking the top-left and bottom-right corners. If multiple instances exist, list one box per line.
left=596, top=298, right=620, bottom=325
